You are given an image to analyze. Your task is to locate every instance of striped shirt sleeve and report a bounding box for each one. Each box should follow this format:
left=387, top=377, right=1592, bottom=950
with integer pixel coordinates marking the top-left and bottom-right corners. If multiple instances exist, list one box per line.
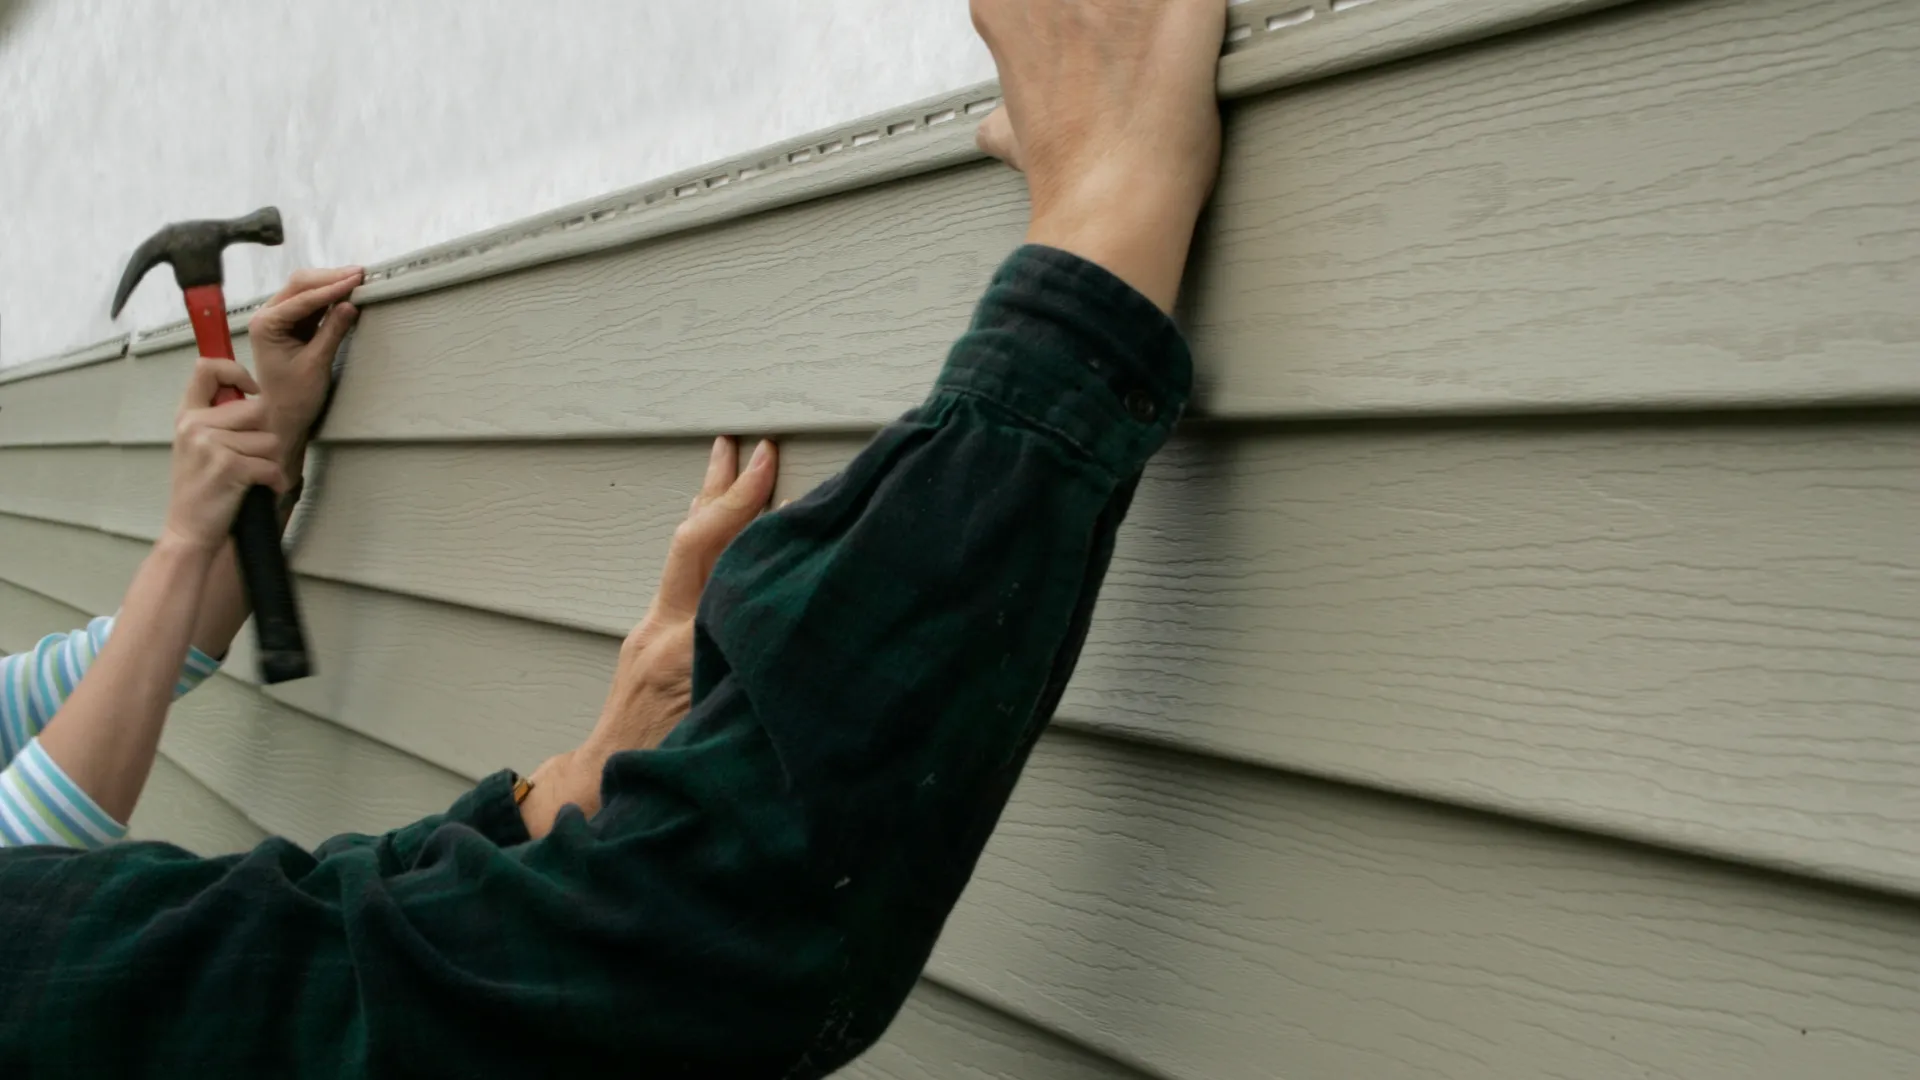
left=0, top=616, right=223, bottom=848
left=0, top=739, right=126, bottom=848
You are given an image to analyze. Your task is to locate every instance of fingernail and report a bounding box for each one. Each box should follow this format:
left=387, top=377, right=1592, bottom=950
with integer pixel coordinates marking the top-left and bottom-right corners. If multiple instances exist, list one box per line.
left=339, top=302, right=358, bottom=320
left=751, top=439, right=772, bottom=467
left=711, top=436, right=729, bottom=462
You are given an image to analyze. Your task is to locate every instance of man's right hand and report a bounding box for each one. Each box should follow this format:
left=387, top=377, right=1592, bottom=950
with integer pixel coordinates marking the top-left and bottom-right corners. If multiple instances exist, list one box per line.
left=972, top=0, right=1225, bottom=312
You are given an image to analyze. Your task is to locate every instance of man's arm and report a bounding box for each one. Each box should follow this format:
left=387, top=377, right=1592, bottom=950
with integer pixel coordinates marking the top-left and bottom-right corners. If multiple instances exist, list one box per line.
left=0, top=246, right=1190, bottom=1076
left=0, top=0, right=1222, bottom=1072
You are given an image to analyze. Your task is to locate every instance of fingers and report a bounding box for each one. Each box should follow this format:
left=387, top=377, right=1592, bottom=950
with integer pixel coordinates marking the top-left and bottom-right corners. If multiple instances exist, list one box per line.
left=976, top=107, right=1023, bottom=171
left=181, top=395, right=273, bottom=433
left=251, top=269, right=363, bottom=341
left=181, top=356, right=262, bottom=410
left=264, top=266, right=362, bottom=308
left=656, top=438, right=779, bottom=618
left=306, top=298, right=359, bottom=360
left=692, top=436, right=740, bottom=513
left=716, top=439, right=777, bottom=515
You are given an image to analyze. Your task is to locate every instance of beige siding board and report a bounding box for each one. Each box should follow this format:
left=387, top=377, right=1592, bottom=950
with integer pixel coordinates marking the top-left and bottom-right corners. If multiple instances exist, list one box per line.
left=267, top=577, right=613, bottom=779
left=0, top=446, right=120, bottom=529
left=128, top=753, right=271, bottom=855
left=270, top=418, right=1920, bottom=894
left=326, top=161, right=1022, bottom=441
left=932, top=728, right=1920, bottom=1080
left=0, top=358, right=125, bottom=447
left=845, top=980, right=1147, bottom=1080
left=0, top=512, right=143, bottom=617
left=324, top=0, right=1919, bottom=442
left=160, top=674, right=471, bottom=849
left=294, top=439, right=823, bottom=633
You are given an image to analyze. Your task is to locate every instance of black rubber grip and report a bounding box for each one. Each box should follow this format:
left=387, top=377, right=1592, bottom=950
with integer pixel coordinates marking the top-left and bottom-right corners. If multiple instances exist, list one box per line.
left=230, top=484, right=311, bottom=684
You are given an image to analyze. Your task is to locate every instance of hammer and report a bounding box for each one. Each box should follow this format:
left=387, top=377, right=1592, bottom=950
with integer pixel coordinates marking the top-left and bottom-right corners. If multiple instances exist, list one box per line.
left=111, top=207, right=311, bottom=684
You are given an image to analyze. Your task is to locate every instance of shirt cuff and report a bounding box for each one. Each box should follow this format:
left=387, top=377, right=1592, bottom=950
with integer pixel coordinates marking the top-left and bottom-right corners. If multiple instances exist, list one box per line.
left=450, top=770, right=533, bottom=848
left=932, top=244, right=1194, bottom=479
left=0, top=739, right=128, bottom=849
left=177, top=645, right=222, bottom=697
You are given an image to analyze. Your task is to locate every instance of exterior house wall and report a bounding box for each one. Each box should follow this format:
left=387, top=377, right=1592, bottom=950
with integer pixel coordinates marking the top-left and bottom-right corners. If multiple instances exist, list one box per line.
left=2, top=0, right=1918, bottom=1075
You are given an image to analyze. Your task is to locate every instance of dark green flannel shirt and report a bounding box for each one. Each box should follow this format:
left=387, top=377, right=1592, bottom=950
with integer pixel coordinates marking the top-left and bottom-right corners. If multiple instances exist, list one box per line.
left=0, top=245, right=1192, bottom=1077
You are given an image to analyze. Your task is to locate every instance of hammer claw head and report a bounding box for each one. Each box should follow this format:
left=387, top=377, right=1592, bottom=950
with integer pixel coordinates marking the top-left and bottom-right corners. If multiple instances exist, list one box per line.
left=109, top=206, right=285, bottom=319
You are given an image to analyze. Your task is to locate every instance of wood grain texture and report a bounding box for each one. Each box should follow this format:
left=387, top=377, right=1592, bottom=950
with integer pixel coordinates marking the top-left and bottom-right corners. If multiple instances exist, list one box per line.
left=160, top=673, right=471, bottom=849
left=0, top=446, right=121, bottom=529
left=319, top=0, right=1920, bottom=442
left=0, top=357, right=124, bottom=447
left=0, top=511, right=144, bottom=617
left=932, top=727, right=1920, bottom=1080
left=197, top=416, right=1920, bottom=895
left=265, top=576, right=613, bottom=780
left=845, top=980, right=1149, bottom=1080
left=0, top=544, right=472, bottom=849
left=127, top=753, right=271, bottom=855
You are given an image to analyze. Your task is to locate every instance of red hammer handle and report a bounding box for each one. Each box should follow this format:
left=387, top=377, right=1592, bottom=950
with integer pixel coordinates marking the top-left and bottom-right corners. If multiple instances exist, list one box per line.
left=184, top=285, right=244, bottom=404
left=181, top=284, right=312, bottom=683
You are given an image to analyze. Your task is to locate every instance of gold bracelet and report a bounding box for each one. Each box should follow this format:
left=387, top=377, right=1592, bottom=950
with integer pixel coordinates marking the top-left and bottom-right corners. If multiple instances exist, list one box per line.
left=511, top=774, right=535, bottom=805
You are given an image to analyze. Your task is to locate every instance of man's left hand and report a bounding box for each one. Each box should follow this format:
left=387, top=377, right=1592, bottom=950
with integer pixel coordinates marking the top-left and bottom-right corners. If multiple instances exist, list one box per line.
left=248, top=266, right=363, bottom=469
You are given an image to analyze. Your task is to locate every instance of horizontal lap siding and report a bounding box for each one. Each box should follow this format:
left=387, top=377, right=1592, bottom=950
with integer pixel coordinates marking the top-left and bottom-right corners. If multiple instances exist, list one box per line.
left=319, top=0, right=1920, bottom=442
left=128, top=754, right=270, bottom=855
left=936, top=729, right=1920, bottom=1080
left=124, top=416, right=1920, bottom=895
left=844, top=981, right=1151, bottom=1080
left=0, top=0, right=1914, bottom=1077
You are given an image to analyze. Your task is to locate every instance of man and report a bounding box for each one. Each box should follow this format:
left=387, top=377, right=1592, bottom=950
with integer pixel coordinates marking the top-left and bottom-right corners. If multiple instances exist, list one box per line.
left=0, top=0, right=1225, bottom=1074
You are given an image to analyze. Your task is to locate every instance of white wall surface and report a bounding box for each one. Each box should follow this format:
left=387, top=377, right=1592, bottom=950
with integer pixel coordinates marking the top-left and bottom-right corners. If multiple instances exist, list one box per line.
left=0, top=0, right=993, bottom=365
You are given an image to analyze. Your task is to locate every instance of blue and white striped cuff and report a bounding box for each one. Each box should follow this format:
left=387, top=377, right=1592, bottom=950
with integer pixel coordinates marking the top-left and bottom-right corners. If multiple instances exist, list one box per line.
left=0, top=738, right=127, bottom=849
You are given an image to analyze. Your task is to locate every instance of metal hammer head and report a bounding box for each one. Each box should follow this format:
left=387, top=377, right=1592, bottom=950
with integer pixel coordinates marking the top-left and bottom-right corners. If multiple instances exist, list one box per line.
left=110, top=206, right=284, bottom=318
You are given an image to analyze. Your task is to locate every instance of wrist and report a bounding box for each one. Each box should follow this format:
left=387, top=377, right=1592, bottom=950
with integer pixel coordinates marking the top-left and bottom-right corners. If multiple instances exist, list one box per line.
left=1026, top=175, right=1205, bottom=313
left=152, top=526, right=226, bottom=565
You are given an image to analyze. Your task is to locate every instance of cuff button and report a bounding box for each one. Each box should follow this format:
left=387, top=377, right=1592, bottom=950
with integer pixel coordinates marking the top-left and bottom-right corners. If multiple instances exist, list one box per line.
left=1124, top=389, right=1159, bottom=423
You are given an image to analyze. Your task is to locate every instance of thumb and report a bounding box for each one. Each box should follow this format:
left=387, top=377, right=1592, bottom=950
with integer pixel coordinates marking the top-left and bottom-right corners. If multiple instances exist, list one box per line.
left=304, top=302, right=358, bottom=363
left=976, top=107, right=1023, bottom=171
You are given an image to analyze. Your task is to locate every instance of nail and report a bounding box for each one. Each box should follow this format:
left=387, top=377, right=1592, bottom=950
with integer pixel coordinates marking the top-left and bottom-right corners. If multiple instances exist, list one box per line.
left=751, top=439, right=773, bottom=467
left=711, top=435, right=729, bottom=462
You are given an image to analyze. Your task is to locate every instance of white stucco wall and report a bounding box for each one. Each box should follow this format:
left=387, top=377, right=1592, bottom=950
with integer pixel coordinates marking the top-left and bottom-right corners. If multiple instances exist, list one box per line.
left=0, top=0, right=992, bottom=365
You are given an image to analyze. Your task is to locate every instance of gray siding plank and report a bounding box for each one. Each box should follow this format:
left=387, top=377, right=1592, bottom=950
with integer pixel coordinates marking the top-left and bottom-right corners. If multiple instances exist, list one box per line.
left=320, top=0, right=1920, bottom=441
left=932, top=728, right=1920, bottom=1080
left=8, top=416, right=1920, bottom=893
left=213, top=419, right=1920, bottom=895
left=0, top=446, right=120, bottom=529
left=0, top=358, right=124, bottom=447
left=846, top=980, right=1150, bottom=1080
left=128, top=753, right=271, bottom=855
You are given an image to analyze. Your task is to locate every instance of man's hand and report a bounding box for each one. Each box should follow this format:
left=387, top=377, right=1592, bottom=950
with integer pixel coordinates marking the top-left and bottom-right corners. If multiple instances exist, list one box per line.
left=519, top=436, right=780, bottom=838
left=972, top=0, right=1224, bottom=312
left=248, top=266, right=363, bottom=471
